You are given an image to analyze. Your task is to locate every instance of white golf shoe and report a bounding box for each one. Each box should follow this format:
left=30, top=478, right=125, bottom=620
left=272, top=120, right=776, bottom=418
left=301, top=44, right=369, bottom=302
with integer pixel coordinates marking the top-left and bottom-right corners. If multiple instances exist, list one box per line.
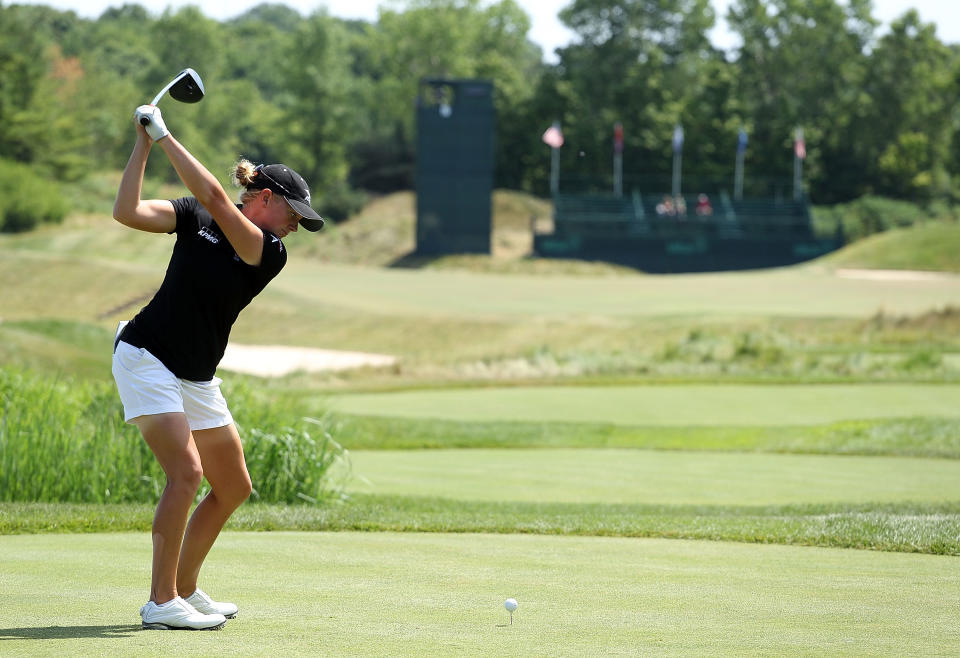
left=184, top=588, right=239, bottom=619
left=140, top=596, right=226, bottom=630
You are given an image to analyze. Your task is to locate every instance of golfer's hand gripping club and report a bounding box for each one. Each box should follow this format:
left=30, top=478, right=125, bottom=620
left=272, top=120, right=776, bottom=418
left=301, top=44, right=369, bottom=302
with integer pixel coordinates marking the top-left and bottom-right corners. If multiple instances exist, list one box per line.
left=134, top=104, right=170, bottom=141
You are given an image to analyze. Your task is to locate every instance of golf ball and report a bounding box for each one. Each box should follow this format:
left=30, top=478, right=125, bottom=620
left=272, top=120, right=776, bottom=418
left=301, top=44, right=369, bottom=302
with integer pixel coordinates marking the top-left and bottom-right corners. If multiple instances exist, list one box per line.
left=504, top=598, right=518, bottom=612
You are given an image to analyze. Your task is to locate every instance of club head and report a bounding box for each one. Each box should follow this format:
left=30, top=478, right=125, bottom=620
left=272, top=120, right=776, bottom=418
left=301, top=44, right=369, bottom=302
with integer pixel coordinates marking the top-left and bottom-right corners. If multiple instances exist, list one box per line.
left=168, top=68, right=205, bottom=103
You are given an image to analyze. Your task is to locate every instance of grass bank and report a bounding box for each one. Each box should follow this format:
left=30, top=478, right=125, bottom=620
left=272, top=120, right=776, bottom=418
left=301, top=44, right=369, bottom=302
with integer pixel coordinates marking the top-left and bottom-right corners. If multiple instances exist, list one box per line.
left=824, top=219, right=960, bottom=272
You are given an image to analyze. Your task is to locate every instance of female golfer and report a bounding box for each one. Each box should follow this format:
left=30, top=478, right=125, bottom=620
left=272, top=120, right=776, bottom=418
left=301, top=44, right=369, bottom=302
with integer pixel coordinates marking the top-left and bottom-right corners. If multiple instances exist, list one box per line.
left=112, top=104, right=323, bottom=630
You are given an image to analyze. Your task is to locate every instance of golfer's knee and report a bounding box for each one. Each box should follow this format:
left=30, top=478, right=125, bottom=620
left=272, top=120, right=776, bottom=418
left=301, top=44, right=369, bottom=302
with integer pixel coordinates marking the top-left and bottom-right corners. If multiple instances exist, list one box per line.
left=168, top=459, right=204, bottom=496
left=223, top=473, right=253, bottom=508
left=209, top=470, right=252, bottom=510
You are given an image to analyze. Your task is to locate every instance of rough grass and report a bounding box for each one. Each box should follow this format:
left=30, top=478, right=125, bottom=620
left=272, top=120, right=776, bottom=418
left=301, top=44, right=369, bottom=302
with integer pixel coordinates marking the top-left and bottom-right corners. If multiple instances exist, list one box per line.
left=2, top=499, right=959, bottom=555
left=0, top=367, right=345, bottom=504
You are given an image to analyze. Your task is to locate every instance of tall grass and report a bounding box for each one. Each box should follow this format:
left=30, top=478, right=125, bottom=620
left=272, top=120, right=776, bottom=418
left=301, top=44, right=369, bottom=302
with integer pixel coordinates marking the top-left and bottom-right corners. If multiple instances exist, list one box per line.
left=0, top=367, right=348, bottom=504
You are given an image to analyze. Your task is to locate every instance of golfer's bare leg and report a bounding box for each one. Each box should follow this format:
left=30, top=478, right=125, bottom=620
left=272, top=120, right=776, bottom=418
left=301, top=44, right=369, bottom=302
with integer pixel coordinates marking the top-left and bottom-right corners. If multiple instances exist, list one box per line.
left=177, top=423, right=252, bottom=596
left=135, top=412, right=203, bottom=604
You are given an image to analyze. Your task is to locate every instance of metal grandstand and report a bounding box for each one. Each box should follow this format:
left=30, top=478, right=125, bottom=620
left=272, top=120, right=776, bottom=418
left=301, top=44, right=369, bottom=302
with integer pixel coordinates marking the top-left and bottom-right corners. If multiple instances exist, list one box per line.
left=533, top=177, right=843, bottom=272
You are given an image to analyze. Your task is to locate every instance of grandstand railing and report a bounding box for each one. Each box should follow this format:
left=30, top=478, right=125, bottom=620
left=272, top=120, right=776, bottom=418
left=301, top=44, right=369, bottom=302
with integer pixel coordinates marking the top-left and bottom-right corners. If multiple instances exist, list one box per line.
left=550, top=192, right=814, bottom=241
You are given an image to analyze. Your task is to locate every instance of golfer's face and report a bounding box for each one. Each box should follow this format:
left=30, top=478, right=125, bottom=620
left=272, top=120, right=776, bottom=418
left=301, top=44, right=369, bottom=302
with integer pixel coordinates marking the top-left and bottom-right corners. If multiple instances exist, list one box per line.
left=265, top=192, right=301, bottom=238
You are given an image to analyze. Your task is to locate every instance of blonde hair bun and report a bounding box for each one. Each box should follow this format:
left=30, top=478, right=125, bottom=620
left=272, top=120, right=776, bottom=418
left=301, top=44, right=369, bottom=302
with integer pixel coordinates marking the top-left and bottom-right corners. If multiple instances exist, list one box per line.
left=232, top=158, right=258, bottom=188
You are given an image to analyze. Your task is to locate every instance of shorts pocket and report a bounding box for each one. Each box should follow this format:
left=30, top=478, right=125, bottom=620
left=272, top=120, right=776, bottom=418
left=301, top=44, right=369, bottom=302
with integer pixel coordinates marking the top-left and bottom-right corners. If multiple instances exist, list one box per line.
left=113, top=341, right=147, bottom=375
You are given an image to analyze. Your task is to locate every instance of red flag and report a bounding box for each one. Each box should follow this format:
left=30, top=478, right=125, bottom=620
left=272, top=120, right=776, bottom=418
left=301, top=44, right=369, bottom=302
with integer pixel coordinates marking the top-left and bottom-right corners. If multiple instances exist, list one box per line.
left=542, top=122, right=564, bottom=148
left=794, top=129, right=806, bottom=160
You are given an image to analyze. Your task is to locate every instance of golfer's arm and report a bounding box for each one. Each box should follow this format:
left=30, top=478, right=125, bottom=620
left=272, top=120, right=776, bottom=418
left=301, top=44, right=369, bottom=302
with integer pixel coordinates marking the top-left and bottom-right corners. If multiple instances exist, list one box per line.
left=157, top=135, right=264, bottom=266
left=113, top=133, right=176, bottom=233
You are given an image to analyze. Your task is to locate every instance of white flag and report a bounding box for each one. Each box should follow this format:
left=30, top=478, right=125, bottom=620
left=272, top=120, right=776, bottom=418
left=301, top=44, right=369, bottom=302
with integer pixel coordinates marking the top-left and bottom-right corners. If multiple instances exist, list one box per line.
left=542, top=122, right=564, bottom=148
left=672, top=124, right=684, bottom=152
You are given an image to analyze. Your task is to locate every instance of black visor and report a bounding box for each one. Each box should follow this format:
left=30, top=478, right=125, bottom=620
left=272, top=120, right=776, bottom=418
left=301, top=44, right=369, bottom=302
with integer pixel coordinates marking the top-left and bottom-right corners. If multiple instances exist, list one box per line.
left=251, top=164, right=324, bottom=231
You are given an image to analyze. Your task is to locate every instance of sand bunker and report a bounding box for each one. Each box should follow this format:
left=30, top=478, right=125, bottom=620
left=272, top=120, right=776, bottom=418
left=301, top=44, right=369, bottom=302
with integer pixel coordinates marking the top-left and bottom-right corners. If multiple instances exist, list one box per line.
left=219, top=344, right=396, bottom=377
left=834, top=268, right=952, bottom=281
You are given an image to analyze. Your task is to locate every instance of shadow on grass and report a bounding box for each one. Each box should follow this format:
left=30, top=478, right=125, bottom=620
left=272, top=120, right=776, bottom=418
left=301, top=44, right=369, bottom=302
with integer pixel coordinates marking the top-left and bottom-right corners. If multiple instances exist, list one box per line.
left=387, top=252, right=443, bottom=269
left=0, top=625, right=141, bottom=640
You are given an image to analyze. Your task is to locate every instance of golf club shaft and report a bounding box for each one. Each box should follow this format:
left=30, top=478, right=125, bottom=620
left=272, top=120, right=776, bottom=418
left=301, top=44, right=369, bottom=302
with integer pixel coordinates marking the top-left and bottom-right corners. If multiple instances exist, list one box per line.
left=139, top=74, right=184, bottom=125
left=150, top=79, right=178, bottom=107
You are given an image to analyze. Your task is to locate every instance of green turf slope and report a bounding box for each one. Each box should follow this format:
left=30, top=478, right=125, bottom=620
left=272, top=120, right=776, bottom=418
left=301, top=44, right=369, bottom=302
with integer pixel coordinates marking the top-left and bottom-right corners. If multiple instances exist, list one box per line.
left=824, top=220, right=960, bottom=272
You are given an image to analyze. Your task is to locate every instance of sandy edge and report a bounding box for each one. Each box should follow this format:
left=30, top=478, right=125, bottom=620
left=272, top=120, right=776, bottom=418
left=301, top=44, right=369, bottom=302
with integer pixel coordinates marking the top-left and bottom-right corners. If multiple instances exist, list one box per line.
left=219, top=344, right=396, bottom=377
left=834, top=268, right=955, bottom=281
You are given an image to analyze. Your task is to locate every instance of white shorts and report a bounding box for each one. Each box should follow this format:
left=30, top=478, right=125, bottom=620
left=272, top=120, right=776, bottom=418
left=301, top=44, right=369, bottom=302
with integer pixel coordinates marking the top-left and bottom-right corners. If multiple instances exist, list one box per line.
left=112, top=340, right=233, bottom=431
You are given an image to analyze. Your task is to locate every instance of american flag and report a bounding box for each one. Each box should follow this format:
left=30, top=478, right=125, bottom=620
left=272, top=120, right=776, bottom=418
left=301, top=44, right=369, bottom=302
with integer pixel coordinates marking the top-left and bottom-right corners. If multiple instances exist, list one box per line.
left=794, top=128, right=806, bottom=160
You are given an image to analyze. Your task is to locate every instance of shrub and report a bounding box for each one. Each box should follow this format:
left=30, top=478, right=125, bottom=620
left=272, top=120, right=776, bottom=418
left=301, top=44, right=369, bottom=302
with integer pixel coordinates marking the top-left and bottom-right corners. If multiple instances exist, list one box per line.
left=0, top=367, right=347, bottom=504
left=0, top=159, right=68, bottom=232
left=812, top=195, right=933, bottom=242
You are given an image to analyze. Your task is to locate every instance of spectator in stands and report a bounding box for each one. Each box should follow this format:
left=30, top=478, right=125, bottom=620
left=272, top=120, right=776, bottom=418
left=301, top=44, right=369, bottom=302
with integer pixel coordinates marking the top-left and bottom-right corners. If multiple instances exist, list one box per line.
left=674, top=196, right=687, bottom=218
left=656, top=195, right=675, bottom=217
left=695, top=193, right=713, bottom=217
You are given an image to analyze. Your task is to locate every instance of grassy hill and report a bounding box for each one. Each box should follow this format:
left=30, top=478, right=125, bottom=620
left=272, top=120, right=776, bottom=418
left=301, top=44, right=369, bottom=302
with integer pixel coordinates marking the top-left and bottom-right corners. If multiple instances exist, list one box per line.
left=823, top=220, right=960, bottom=272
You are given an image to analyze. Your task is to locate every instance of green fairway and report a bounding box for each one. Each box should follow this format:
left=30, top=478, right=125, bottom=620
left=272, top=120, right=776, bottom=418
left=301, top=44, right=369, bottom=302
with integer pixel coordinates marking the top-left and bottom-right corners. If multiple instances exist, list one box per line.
left=273, top=262, right=960, bottom=318
left=330, top=384, right=960, bottom=426
left=0, top=532, right=957, bottom=655
left=346, top=448, right=960, bottom=505
left=6, top=244, right=960, bottom=326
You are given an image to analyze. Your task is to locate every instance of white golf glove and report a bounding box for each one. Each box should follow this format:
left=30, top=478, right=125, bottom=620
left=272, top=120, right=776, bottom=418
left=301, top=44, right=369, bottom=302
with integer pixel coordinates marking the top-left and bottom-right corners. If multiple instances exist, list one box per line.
left=134, top=104, right=170, bottom=141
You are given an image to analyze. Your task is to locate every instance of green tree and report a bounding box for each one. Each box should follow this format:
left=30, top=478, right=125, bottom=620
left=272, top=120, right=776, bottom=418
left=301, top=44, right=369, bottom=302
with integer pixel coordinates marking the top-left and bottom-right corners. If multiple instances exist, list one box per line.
left=0, top=7, right=95, bottom=179
left=224, top=4, right=305, bottom=99
left=863, top=10, right=957, bottom=201
left=726, top=0, right=875, bottom=202
left=277, top=11, right=355, bottom=207
left=542, top=0, right=720, bottom=194
left=0, top=7, right=57, bottom=164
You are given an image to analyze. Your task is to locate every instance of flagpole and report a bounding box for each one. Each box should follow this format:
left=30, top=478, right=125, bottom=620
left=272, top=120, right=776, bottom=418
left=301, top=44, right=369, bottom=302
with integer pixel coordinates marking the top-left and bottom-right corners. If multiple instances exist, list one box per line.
left=613, top=122, right=623, bottom=197
left=735, top=150, right=745, bottom=200
left=542, top=121, right=563, bottom=197
left=735, top=128, right=746, bottom=201
left=551, top=146, right=559, bottom=197
left=672, top=124, right=683, bottom=199
left=793, top=127, right=804, bottom=201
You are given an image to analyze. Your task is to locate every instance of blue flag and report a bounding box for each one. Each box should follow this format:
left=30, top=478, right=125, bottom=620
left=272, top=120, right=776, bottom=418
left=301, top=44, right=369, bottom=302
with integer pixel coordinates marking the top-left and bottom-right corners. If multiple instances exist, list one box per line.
left=737, top=129, right=748, bottom=154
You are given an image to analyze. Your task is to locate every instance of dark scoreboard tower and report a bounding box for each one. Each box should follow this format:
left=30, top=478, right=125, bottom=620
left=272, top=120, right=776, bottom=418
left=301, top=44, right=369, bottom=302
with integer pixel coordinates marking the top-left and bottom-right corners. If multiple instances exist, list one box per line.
left=415, top=79, right=495, bottom=255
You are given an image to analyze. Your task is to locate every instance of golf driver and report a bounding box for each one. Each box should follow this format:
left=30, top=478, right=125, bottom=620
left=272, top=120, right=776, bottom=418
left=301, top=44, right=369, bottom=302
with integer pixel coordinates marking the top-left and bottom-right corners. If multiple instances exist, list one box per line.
left=139, top=68, right=205, bottom=126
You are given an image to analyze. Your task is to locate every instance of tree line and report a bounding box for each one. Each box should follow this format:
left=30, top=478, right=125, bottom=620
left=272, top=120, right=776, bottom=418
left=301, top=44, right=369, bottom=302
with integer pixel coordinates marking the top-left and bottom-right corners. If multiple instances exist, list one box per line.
left=1, top=0, right=958, bottom=222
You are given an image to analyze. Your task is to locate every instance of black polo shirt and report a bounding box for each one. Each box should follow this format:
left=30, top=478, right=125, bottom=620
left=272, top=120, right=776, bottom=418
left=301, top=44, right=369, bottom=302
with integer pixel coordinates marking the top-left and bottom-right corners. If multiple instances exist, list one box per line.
left=119, top=197, right=286, bottom=381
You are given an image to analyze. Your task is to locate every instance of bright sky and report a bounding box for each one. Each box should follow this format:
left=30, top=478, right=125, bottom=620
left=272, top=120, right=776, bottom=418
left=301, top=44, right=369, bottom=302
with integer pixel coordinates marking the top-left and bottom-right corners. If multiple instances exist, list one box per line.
left=12, top=0, right=960, bottom=62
